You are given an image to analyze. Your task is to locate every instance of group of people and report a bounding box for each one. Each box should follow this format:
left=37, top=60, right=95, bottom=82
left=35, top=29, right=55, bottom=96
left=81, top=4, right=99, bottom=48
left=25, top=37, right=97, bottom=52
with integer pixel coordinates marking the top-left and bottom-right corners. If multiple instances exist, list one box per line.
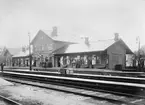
left=59, top=55, right=102, bottom=68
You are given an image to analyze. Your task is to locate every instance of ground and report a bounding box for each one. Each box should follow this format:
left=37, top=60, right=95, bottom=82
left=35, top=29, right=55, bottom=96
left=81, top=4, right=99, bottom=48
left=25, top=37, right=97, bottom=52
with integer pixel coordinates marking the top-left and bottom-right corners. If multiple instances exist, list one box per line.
left=0, top=77, right=115, bottom=105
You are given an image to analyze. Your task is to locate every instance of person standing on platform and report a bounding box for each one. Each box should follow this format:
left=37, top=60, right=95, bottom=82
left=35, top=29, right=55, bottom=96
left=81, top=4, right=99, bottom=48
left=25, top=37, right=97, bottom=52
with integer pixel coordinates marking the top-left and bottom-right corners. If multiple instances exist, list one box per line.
left=60, top=56, right=64, bottom=67
left=92, top=55, right=96, bottom=68
left=1, top=63, right=4, bottom=73
left=88, top=57, right=92, bottom=68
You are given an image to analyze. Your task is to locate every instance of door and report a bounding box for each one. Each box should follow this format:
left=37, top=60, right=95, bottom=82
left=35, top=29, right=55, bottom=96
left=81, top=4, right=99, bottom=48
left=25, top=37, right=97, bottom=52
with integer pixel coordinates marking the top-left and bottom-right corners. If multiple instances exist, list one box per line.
left=111, top=53, right=123, bottom=69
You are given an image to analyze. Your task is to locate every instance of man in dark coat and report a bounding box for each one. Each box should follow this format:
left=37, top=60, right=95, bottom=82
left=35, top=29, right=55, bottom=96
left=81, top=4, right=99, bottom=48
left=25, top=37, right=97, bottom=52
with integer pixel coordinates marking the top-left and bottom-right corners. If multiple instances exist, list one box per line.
left=1, top=63, right=4, bottom=72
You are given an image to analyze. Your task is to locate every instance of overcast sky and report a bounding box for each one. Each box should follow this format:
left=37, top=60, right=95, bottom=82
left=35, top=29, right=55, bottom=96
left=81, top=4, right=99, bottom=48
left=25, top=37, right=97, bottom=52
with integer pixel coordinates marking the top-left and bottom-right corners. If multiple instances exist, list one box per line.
left=0, top=0, right=145, bottom=51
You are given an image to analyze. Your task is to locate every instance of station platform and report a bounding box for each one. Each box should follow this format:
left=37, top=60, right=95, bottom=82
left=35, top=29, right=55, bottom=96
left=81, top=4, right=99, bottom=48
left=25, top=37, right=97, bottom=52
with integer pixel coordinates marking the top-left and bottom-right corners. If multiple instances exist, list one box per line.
left=4, top=66, right=145, bottom=77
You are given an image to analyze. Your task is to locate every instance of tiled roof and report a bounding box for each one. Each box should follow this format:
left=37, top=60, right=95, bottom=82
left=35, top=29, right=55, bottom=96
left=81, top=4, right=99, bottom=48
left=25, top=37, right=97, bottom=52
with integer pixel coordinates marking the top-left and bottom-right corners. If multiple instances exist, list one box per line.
left=7, top=48, right=21, bottom=55
left=12, top=50, right=29, bottom=58
left=42, top=30, right=80, bottom=43
left=63, top=39, right=115, bottom=53
left=54, top=39, right=133, bottom=54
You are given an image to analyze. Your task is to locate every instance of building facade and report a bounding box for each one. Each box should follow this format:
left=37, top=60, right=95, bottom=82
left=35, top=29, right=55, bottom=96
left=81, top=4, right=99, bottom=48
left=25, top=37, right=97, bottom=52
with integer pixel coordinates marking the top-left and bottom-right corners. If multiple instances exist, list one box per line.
left=30, top=27, right=74, bottom=67
left=12, top=50, right=29, bottom=67
left=0, top=47, right=13, bottom=66
left=11, top=27, right=133, bottom=70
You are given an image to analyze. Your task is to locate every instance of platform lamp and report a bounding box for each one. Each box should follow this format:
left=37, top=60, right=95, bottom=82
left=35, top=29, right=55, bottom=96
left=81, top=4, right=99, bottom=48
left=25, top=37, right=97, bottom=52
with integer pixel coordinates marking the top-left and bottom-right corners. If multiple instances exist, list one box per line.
left=28, top=32, right=32, bottom=71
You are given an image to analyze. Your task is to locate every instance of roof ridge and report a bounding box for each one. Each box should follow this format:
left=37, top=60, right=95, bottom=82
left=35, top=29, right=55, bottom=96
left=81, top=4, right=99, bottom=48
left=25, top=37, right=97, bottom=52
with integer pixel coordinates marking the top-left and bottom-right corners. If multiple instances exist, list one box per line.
left=90, top=39, right=114, bottom=43
left=41, top=29, right=52, bottom=31
left=41, top=29, right=52, bottom=35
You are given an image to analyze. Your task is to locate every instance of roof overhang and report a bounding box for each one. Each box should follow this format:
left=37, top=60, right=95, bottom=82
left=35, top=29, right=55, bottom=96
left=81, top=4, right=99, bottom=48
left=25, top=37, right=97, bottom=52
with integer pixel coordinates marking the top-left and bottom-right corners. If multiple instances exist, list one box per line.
left=12, top=55, right=29, bottom=58
left=54, top=50, right=105, bottom=56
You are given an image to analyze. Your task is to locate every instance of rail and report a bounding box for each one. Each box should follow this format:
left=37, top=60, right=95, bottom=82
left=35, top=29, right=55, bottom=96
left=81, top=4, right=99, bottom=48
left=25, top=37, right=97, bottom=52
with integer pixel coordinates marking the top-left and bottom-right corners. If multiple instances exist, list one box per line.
left=3, top=69, right=145, bottom=84
left=2, top=71, right=145, bottom=98
left=4, top=67, right=145, bottom=77
left=0, top=94, right=22, bottom=105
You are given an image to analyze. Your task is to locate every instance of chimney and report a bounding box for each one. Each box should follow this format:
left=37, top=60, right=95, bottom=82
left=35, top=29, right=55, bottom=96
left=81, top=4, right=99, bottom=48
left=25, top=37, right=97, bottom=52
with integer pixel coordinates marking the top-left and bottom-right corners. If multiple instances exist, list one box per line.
left=114, top=33, right=119, bottom=41
left=84, top=37, right=90, bottom=46
left=51, top=26, right=57, bottom=37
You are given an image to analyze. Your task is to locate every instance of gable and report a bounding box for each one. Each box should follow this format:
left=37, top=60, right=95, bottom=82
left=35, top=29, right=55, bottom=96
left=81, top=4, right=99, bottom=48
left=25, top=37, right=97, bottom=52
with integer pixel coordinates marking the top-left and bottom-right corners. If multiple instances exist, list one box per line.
left=116, top=40, right=133, bottom=54
left=107, top=42, right=125, bottom=55
left=31, top=30, right=53, bottom=45
left=3, top=49, right=11, bottom=57
left=107, top=39, right=133, bottom=54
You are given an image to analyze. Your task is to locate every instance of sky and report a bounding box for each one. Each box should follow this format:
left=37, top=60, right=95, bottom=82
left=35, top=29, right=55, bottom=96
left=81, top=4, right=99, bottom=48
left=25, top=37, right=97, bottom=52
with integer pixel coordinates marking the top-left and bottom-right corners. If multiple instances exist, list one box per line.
left=0, top=0, right=145, bottom=51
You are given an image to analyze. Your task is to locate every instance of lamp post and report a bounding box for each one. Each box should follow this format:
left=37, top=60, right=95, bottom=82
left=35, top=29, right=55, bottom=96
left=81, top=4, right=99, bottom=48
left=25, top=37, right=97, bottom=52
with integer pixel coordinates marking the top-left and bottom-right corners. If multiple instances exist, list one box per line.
left=28, top=32, right=32, bottom=71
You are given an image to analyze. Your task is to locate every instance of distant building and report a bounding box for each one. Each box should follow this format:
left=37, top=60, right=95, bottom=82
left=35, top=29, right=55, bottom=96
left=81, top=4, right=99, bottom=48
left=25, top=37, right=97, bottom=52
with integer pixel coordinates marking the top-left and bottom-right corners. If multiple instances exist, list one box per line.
left=0, top=47, right=12, bottom=66
left=12, top=50, right=29, bottom=67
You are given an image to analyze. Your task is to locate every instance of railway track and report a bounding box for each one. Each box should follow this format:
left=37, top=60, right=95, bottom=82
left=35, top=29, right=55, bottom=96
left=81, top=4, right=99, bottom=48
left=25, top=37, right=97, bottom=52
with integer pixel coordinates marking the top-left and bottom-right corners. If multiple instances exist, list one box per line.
left=3, top=77, right=128, bottom=105
left=0, top=94, right=22, bottom=105
left=4, top=67, right=144, bottom=77
left=1, top=71, right=145, bottom=104
left=4, top=69, right=145, bottom=84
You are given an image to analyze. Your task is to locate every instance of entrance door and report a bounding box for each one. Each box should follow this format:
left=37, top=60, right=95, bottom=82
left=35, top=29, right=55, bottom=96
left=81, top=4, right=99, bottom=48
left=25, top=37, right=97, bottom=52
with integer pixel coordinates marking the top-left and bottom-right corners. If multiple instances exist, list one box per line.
left=111, top=53, right=123, bottom=69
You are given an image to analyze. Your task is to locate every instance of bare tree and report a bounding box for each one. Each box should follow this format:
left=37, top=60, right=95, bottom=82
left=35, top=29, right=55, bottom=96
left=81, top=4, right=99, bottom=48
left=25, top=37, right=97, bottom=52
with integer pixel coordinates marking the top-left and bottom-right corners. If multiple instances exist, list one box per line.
left=132, top=45, right=145, bottom=71
left=140, top=45, right=145, bottom=56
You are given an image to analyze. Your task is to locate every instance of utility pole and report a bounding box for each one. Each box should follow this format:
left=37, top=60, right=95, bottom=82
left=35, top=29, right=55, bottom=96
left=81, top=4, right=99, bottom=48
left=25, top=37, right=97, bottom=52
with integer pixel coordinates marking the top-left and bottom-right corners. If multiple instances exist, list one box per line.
left=137, top=36, right=141, bottom=71
left=28, top=32, right=32, bottom=71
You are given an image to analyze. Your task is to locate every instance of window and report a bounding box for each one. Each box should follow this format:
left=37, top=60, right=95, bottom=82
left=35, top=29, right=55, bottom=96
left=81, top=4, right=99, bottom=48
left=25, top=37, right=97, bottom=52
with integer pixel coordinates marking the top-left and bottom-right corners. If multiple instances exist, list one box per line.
left=66, top=56, right=70, bottom=65
left=34, top=46, right=36, bottom=52
left=48, top=44, right=53, bottom=51
left=96, top=56, right=101, bottom=64
left=39, top=46, right=41, bottom=51
left=42, top=45, right=44, bottom=51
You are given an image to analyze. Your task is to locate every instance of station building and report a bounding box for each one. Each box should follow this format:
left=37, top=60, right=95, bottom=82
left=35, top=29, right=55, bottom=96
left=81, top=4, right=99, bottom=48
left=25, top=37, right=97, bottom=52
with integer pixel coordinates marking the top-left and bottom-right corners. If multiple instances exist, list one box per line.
left=11, top=27, right=133, bottom=69
left=0, top=47, right=12, bottom=66
left=11, top=50, right=29, bottom=67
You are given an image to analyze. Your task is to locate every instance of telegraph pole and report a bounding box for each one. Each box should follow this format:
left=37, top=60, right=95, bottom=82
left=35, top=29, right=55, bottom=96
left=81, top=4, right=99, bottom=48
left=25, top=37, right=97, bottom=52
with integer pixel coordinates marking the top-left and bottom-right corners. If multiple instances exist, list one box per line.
left=28, top=32, right=32, bottom=71
left=137, top=36, right=141, bottom=71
